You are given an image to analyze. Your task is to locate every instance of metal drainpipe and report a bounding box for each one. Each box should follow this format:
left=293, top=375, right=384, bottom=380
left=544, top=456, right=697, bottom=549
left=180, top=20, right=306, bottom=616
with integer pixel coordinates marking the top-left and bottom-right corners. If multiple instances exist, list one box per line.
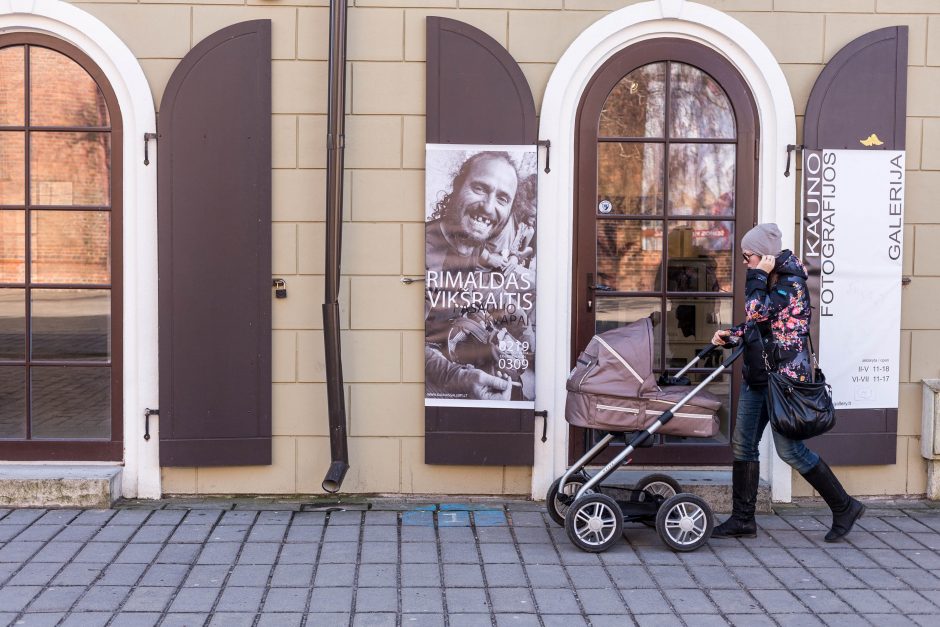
left=321, top=0, right=350, bottom=493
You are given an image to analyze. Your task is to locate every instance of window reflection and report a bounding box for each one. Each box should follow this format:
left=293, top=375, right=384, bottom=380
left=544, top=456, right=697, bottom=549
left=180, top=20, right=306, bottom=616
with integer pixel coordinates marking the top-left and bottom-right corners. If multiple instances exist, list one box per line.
left=30, top=46, right=110, bottom=128
left=31, top=289, right=110, bottom=361
left=600, top=63, right=666, bottom=138
left=669, top=63, right=735, bottom=139
left=0, top=46, right=24, bottom=126
left=0, top=367, right=26, bottom=438
left=0, top=211, right=25, bottom=283
left=0, top=289, right=24, bottom=360
left=597, top=220, right=662, bottom=292
left=667, top=221, right=735, bottom=293
left=31, top=211, right=110, bottom=284
left=667, top=143, right=735, bottom=216
left=0, top=132, right=26, bottom=206
left=661, top=373, right=731, bottom=444
left=597, top=142, right=663, bottom=216
left=30, top=132, right=111, bottom=206
left=31, top=366, right=110, bottom=439
left=595, top=297, right=662, bottom=369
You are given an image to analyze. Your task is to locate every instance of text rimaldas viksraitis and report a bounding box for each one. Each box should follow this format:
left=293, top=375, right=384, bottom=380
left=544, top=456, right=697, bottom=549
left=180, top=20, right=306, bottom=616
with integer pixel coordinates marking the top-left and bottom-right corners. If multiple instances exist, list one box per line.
left=803, top=151, right=903, bottom=318
left=426, top=270, right=535, bottom=312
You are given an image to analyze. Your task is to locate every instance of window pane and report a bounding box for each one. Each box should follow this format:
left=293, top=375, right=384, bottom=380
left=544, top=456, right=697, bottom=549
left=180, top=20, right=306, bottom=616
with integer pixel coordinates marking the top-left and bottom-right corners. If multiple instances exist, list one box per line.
left=0, top=366, right=26, bottom=438
left=669, top=63, right=735, bottom=139
left=667, top=221, right=735, bottom=293
left=661, top=373, right=731, bottom=444
left=667, top=143, right=735, bottom=216
left=30, top=131, right=110, bottom=206
left=599, top=63, right=666, bottom=138
left=597, top=142, right=664, bottom=216
left=0, top=46, right=25, bottom=126
left=595, top=297, right=661, bottom=370
left=31, top=366, right=110, bottom=439
left=0, top=289, right=25, bottom=360
left=30, top=46, right=110, bottom=128
left=665, top=297, right=733, bottom=367
left=0, top=211, right=25, bottom=282
left=597, top=220, right=662, bottom=292
left=31, top=211, right=110, bottom=284
left=31, top=289, right=110, bottom=361
left=0, top=132, right=25, bottom=205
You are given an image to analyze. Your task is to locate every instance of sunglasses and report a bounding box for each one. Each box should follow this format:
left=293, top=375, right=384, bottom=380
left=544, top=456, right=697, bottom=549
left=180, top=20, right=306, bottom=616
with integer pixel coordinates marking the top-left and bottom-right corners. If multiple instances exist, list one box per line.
left=741, top=252, right=759, bottom=262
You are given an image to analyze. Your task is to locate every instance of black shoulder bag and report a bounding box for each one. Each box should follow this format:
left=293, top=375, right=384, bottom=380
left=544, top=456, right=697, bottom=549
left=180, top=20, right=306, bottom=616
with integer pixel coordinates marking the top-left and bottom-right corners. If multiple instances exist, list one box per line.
left=765, top=332, right=836, bottom=440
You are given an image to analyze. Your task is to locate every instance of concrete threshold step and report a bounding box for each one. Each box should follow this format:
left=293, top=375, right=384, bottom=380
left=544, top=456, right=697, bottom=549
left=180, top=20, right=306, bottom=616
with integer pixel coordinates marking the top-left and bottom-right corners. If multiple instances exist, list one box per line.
left=586, top=468, right=772, bottom=514
left=0, top=465, right=122, bottom=508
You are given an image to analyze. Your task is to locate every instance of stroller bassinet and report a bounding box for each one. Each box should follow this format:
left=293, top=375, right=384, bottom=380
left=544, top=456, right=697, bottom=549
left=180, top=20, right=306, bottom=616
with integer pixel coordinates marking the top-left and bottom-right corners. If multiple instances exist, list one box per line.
left=565, top=318, right=722, bottom=438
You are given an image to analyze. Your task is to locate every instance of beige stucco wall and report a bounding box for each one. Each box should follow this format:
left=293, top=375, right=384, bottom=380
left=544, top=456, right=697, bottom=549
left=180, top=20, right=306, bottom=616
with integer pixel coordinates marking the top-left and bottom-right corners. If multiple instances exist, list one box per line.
left=63, top=0, right=940, bottom=496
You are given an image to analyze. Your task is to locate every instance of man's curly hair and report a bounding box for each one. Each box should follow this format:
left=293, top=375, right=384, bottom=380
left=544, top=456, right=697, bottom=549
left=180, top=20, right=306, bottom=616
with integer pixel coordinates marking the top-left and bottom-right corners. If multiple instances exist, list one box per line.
left=431, top=151, right=520, bottom=221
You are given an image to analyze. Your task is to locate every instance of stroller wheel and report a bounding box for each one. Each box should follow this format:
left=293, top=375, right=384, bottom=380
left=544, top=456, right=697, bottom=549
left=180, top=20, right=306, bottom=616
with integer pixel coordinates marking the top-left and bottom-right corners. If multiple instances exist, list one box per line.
left=565, top=493, right=623, bottom=553
left=546, top=473, right=590, bottom=527
left=633, top=473, right=682, bottom=528
left=655, top=493, right=714, bottom=552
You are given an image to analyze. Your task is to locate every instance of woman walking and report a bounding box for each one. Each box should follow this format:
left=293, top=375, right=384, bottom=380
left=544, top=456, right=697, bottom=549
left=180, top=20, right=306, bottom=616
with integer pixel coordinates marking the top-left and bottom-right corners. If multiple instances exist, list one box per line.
left=711, top=223, right=864, bottom=542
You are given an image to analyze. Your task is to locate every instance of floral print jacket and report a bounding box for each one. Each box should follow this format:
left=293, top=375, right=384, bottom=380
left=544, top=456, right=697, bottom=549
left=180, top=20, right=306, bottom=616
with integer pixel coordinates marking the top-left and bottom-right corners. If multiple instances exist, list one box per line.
left=729, top=250, right=813, bottom=385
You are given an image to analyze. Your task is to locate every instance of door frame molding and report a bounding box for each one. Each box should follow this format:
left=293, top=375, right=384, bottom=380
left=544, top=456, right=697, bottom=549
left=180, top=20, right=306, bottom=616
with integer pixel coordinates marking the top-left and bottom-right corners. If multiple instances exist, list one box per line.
left=0, top=0, right=160, bottom=498
left=534, top=0, right=796, bottom=502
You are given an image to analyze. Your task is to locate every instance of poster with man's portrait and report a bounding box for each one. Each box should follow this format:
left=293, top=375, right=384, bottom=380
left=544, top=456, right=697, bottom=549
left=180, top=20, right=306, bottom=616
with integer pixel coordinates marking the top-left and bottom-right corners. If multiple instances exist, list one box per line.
left=424, top=144, right=538, bottom=409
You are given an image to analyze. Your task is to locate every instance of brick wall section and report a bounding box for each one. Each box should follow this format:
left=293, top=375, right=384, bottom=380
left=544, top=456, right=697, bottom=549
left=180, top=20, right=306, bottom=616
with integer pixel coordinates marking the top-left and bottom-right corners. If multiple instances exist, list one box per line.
left=58, top=1, right=940, bottom=496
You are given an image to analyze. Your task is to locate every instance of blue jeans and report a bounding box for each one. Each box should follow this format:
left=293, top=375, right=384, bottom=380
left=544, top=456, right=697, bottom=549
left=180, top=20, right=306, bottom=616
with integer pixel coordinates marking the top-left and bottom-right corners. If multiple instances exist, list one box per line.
left=732, top=384, right=819, bottom=474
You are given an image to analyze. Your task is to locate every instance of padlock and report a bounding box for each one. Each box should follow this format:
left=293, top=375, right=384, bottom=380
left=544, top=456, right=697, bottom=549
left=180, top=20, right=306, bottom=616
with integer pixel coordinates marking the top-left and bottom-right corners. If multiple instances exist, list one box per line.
left=273, top=278, right=287, bottom=299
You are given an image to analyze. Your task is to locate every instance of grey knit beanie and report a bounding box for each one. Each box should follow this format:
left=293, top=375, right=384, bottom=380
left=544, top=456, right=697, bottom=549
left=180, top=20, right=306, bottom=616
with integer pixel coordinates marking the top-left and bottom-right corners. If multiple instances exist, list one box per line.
left=741, top=223, right=782, bottom=256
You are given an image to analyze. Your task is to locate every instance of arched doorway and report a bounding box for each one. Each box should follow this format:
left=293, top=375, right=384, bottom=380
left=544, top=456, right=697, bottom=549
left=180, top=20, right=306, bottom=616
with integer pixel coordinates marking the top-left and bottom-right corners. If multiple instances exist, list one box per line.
left=0, top=33, right=122, bottom=461
left=570, top=38, right=758, bottom=465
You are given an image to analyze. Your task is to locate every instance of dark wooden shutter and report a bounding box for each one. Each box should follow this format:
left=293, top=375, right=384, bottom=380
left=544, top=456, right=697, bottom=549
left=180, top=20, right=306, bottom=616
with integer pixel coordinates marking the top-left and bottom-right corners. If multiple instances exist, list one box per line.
left=158, top=20, right=272, bottom=466
left=802, top=26, right=908, bottom=465
left=425, top=17, right=537, bottom=465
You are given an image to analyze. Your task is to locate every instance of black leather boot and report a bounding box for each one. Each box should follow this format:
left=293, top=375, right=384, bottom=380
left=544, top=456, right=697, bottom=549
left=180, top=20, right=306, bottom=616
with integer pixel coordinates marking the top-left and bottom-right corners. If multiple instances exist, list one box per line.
left=801, top=458, right=865, bottom=542
left=712, top=460, right=760, bottom=538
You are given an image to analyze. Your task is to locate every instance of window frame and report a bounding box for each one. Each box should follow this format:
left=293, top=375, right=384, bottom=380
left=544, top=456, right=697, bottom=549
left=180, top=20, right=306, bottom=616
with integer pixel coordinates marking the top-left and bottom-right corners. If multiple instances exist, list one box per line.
left=0, top=32, right=123, bottom=461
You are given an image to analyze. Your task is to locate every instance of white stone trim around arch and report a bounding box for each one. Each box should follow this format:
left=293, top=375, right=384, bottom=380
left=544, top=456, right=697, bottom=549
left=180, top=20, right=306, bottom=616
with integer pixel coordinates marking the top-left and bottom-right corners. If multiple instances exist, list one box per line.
left=0, top=0, right=160, bottom=498
left=533, top=0, right=797, bottom=504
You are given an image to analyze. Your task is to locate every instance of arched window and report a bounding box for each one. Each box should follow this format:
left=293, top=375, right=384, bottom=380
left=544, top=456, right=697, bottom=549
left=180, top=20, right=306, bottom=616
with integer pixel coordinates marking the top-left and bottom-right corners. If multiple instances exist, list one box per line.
left=573, top=39, right=757, bottom=464
left=0, top=34, right=122, bottom=460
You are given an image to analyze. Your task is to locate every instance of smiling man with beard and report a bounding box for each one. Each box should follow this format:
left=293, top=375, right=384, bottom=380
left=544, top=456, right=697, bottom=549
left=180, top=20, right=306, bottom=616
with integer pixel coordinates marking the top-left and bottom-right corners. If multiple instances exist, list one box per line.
left=425, top=151, right=520, bottom=400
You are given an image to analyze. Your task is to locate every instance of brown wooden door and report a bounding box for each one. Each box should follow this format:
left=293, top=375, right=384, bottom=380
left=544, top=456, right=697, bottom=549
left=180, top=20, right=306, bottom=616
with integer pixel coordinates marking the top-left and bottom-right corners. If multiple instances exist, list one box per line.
left=571, top=39, right=757, bottom=465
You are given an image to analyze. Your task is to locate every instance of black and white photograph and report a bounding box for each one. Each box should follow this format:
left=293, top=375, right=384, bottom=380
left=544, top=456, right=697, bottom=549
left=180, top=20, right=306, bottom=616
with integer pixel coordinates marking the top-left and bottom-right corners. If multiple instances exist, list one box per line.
left=424, top=145, right=538, bottom=406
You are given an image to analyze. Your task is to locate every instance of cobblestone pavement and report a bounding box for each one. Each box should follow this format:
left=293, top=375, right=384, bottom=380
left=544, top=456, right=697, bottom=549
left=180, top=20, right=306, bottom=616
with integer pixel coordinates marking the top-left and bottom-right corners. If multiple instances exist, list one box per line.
left=0, top=498, right=938, bottom=626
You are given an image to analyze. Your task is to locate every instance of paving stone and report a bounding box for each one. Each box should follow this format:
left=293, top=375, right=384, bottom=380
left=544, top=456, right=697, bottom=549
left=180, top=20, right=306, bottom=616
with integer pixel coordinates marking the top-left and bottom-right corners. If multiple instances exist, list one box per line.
left=362, top=526, right=397, bottom=542
left=310, top=586, right=354, bottom=612
left=768, top=566, right=823, bottom=590
left=525, top=564, right=569, bottom=588
left=444, top=563, right=485, bottom=587
left=488, top=587, right=536, bottom=613
left=12, top=613, right=65, bottom=627
left=445, top=588, right=489, bottom=614
left=262, top=586, right=309, bottom=612
left=0, top=586, right=40, bottom=613
left=271, top=563, right=314, bottom=587
left=688, top=565, right=743, bottom=589
left=314, top=563, right=357, bottom=587
left=663, top=588, right=719, bottom=613
left=226, top=564, right=272, bottom=587
left=532, top=587, right=580, bottom=614
left=0, top=541, right=44, bottom=562
left=879, top=589, right=937, bottom=613
left=122, top=585, right=175, bottom=612
left=92, top=525, right=137, bottom=542
left=108, top=613, right=162, bottom=627
left=237, top=542, right=280, bottom=564
left=892, top=568, right=940, bottom=590
left=182, top=564, right=229, bottom=588
left=215, top=587, right=265, bottom=613
left=140, top=563, right=189, bottom=587
left=441, top=542, right=480, bottom=564
left=483, top=562, right=526, bottom=587
left=678, top=615, right=731, bottom=627
left=401, top=526, right=435, bottom=542
left=131, top=525, right=175, bottom=543
left=588, top=616, right=638, bottom=627
left=575, top=587, right=627, bottom=614
left=708, top=589, right=762, bottom=614
left=401, top=542, right=438, bottom=564
left=115, top=543, right=162, bottom=564
left=352, top=613, right=397, bottom=626
left=358, top=563, right=397, bottom=587
left=53, top=563, right=104, bottom=586
left=648, top=564, right=697, bottom=589
left=25, top=585, right=85, bottom=612
left=59, top=612, right=113, bottom=627
left=256, top=614, right=303, bottom=627
left=54, top=526, right=100, bottom=542
left=477, top=527, right=514, bottom=543
left=726, top=614, right=776, bottom=626
left=800, top=590, right=853, bottom=613
left=835, top=588, right=897, bottom=613
left=15, top=524, right=65, bottom=541
left=170, top=524, right=213, bottom=544
left=401, top=587, right=442, bottom=613
left=208, top=613, right=256, bottom=627
left=159, top=614, right=210, bottom=627
left=361, top=541, right=398, bottom=564
left=208, top=525, right=248, bottom=542
left=7, top=561, right=62, bottom=586
left=75, top=585, right=132, bottom=611
left=634, top=615, right=688, bottom=627
left=97, top=563, right=147, bottom=586
left=278, top=543, right=319, bottom=564
left=0, top=525, right=27, bottom=542
left=773, top=615, right=824, bottom=627
left=518, top=544, right=560, bottom=565
left=328, top=511, right=363, bottom=526
left=860, top=615, right=918, bottom=626
left=494, top=614, right=540, bottom=627
left=167, top=586, right=220, bottom=613
left=319, top=541, right=360, bottom=564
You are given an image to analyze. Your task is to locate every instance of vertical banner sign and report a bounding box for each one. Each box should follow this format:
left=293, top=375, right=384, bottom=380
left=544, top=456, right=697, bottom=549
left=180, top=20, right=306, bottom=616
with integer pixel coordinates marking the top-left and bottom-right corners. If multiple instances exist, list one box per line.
left=802, top=149, right=904, bottom=409
left=424, top=144, right=538, bottom=410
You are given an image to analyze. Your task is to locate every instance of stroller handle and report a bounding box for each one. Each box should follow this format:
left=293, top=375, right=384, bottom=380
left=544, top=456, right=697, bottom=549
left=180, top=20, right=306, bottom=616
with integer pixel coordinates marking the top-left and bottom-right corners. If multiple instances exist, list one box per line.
left=669, top=336, right=742, bottom=382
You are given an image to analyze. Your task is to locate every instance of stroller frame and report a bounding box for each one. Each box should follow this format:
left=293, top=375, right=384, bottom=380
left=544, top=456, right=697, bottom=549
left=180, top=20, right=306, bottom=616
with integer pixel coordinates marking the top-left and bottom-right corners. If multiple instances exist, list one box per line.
left=552, top=338, right=744, bottom=552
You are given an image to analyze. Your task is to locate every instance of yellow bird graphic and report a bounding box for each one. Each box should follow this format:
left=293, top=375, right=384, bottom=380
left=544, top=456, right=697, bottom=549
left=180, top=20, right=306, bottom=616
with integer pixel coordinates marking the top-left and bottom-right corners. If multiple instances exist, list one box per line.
left=859, top=133, right=884, bottom=147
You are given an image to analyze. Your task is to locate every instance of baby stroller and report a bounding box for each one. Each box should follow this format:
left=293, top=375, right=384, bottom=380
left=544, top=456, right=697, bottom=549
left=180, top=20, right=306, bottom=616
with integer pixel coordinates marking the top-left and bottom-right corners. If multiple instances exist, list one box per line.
left=547, top=318, right=743, bottom=553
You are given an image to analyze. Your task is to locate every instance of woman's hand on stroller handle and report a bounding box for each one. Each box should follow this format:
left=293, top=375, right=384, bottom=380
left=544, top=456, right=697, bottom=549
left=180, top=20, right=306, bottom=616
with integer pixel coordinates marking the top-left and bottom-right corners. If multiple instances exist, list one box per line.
left=710, top=330, right=740, bottom=349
